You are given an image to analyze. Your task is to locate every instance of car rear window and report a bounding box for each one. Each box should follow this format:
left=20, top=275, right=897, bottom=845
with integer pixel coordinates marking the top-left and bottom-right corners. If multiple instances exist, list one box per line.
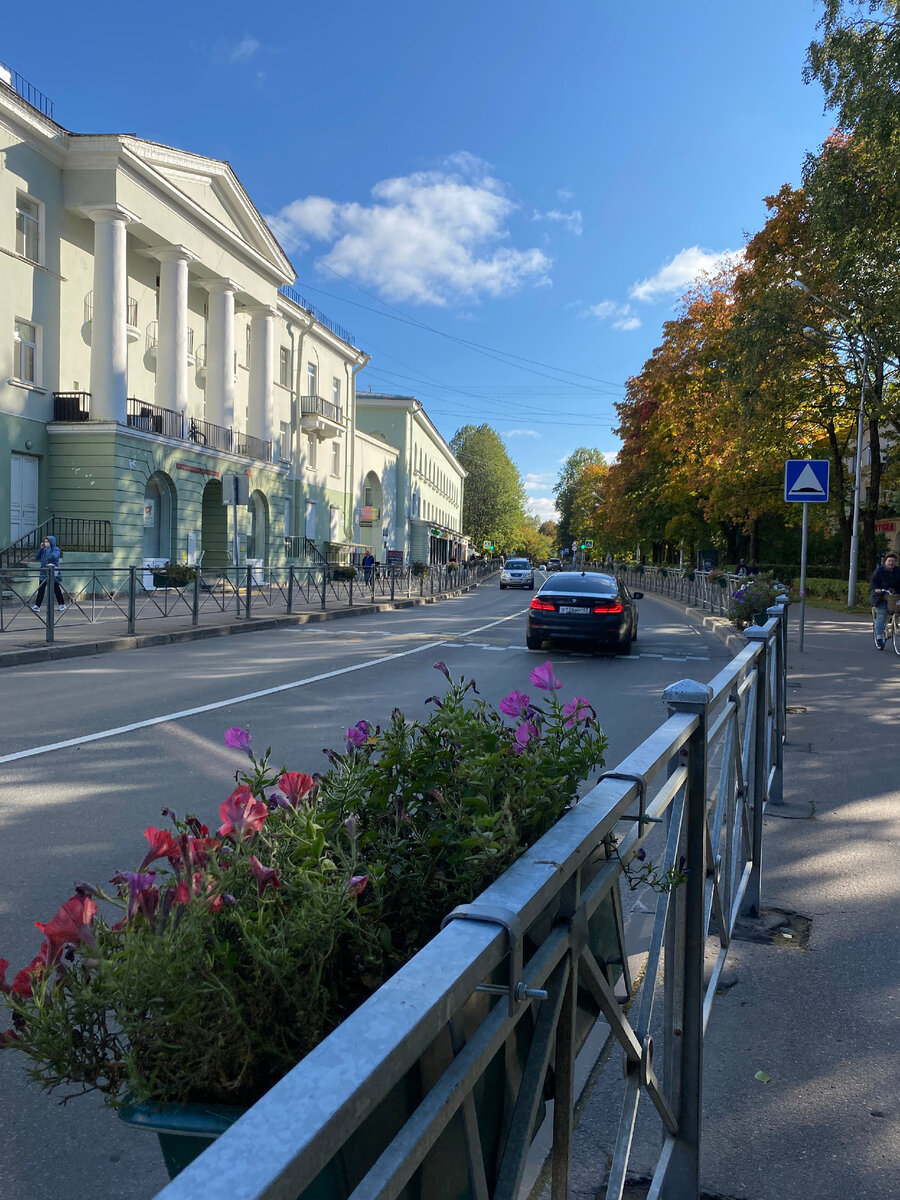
left=540, top=574, right=618, bottom=594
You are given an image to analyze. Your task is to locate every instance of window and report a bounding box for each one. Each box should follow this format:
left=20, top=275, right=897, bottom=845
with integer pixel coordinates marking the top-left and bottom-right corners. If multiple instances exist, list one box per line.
left=279, top=421, right=291, bottom=463
left=16, top=193, right=40, bottom=262
left=307, top=362, right=317, bottom=397
left=332, top=376, right=341, bottom=410
left=14, top=319, right=38, bottom=384
left=279, top=347, right=291, bottom=388
left=306, top=433, right=317, bottom=470
left=331, top=440, right=341, bottom=477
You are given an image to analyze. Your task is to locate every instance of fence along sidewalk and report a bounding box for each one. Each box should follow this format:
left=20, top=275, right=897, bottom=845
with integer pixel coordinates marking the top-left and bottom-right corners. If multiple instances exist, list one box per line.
left=0, top=562, right=490, bottom=643
left=153, top=601, right=788, bottom=1200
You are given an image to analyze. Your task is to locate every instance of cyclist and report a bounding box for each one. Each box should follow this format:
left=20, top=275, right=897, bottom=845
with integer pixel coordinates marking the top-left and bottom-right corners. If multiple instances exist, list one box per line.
left=870, top=552, right=900, bottom=649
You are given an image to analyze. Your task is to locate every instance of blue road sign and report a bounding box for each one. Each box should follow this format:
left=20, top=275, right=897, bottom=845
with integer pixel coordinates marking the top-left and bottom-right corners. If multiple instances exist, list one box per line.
left=784, top=459, right=830, bottom=503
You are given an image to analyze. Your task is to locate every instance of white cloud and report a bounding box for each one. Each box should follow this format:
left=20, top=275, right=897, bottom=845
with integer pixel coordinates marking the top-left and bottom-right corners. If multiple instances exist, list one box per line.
left=505, top=428, right=539, bottom=437
left=527, top=496, right=560, bottom=521
left=228, top=36, right=260, bottom=63
left=533, top=208, right=583, bottom=236
left=584, top=300, right=642, bottom=331
left=629, top=246, right=743, bottom=303
left=267, top=155, right=552, bottom=306
left=557, top=188, right=575, bottom=202
left=523, top=472, right=556, bottom=489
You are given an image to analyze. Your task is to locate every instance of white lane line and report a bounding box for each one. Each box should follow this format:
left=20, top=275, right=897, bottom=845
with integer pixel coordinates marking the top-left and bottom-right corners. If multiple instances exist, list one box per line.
left=0, top=610, right=527, bottom=765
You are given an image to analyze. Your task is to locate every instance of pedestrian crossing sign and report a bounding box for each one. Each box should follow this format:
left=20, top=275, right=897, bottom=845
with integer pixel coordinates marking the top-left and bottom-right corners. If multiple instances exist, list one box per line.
left=784, top=459, right=829, bottom=503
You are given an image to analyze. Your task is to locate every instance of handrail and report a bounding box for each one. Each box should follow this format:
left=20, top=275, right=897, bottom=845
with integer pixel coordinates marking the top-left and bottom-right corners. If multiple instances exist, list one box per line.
left=152, top=606, right=788, bottom=1200
left=0, top=516, right=113, bottom=568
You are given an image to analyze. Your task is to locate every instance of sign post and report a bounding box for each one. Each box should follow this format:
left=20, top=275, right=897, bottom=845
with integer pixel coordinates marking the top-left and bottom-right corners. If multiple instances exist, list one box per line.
left=222, top=472, right=250, bottom=614
left=784, top=460, right=830, bottom=652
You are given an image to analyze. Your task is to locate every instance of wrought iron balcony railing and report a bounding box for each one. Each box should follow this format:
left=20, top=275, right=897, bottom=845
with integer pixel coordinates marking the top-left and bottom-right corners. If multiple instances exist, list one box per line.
left=300, top=394, right=343, bottom=424
left=126, top=398, right=184, bottom=440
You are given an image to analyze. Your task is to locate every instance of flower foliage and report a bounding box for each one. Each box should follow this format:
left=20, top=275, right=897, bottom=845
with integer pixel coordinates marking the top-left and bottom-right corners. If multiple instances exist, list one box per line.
left=0, top=664, right=606, bottom=1110
left=728, top=573, right=791, bottom=630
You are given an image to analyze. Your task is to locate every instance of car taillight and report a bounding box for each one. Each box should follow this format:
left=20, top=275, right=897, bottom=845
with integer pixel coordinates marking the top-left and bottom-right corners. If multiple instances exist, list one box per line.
left=592, top=601, right=623, bottom=614
left=530, top=597, right=555, bottom=611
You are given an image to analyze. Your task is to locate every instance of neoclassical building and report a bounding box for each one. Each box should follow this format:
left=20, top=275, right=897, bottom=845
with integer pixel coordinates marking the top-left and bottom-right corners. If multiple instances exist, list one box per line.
left=0, top=65, right=466, bottom=575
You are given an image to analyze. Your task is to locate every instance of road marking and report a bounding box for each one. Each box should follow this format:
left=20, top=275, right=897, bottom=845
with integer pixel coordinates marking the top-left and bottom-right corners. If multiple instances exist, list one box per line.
left=0, top=611, right=527, bottom=765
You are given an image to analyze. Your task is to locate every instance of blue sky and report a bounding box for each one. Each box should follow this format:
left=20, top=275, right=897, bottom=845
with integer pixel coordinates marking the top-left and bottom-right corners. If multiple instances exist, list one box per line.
left=5, top=1, right=834, bottom=520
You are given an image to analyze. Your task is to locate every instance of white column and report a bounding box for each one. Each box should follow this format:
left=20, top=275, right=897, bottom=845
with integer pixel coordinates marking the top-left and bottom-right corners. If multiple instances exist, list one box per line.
left=151, top=246, right=195, bottom=420
left=82, top=205, right=136, bottom=422
left=247, top=305, right=276, bottom=445
left=202, top=279, right=236, bottom=430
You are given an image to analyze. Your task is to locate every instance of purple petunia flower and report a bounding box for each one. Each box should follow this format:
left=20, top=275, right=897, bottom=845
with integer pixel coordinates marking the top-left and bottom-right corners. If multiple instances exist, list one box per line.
left=512, top=720, right=540, bottom=754
left=529, top=661, right=562, bottom=691
left=346, top=874, right=369, bottom=896
left=562, top=696, right=593, bottom=726
left=345, top=720, right=370, bottom=750
left=224, top=727, right=253, bottom=754
left=499, top=689, right=531, bottom=718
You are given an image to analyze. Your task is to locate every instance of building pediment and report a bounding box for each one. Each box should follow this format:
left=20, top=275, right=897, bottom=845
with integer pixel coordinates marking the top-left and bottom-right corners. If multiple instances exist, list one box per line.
left=121, top=138, right=294, bottom=282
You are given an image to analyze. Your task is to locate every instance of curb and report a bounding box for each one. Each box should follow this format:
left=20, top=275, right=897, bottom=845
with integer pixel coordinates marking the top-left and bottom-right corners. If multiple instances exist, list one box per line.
left=646, top=590, right=748, bottom=656
left=0, top=581, right=482, bottom=671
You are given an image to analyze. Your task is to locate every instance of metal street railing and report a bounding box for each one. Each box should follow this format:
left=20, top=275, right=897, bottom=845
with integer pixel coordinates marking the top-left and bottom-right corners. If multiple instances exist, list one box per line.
left=151, top=602, right=787, bottom=1200
left=0, top=563, right=492, bottom=642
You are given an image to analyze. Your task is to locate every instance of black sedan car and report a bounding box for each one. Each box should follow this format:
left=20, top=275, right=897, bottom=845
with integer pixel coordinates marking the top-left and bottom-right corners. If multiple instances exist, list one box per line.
left=526, top=571, right=643, bottom=654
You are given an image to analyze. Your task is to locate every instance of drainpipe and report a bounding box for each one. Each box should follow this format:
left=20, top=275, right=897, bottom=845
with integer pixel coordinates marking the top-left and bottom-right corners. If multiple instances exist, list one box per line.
left=348, top=353, right=370, bottom=552
left=294, top=315, right=313, bottom=551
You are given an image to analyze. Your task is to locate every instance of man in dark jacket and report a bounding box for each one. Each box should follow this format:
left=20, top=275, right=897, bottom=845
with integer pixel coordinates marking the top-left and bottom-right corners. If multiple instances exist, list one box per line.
left=870, top=552, right=900, bottom=649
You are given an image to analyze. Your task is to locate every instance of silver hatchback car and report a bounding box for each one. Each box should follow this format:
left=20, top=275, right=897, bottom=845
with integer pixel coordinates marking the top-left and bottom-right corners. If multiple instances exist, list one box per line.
left=500, top=558, right=535, bottom=589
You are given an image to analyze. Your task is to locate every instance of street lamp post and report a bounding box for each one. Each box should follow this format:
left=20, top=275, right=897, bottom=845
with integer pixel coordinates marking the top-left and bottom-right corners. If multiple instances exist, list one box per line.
left=790, top=280, right=868, bottom=606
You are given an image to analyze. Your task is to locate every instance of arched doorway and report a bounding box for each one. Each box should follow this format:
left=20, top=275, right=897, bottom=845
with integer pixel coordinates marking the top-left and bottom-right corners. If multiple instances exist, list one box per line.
left=247, top=490, right=269, bottom=582
left=142, top=472, right=175, bottom=560
left=361, top=471, right=384, bottom=559
left=201, top=479, right=228, bottom=570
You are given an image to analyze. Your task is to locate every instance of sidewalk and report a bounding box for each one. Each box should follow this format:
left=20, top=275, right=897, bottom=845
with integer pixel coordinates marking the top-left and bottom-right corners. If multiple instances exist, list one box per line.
left=565, top=603, right=900, bottom=1199
left=0, top=576, right=484, bottom=670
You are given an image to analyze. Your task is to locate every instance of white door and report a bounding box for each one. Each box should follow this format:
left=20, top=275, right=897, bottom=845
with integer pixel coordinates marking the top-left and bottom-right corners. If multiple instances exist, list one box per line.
left=305, top=501, right=317, bottom=539
left=330, top=505, right=341, bottom=542
left=10, top=453, right=39, bottom=542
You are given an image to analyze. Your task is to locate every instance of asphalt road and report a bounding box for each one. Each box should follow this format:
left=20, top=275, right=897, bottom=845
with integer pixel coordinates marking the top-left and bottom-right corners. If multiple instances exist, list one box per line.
left=0, top=580, right=731, bottom=1200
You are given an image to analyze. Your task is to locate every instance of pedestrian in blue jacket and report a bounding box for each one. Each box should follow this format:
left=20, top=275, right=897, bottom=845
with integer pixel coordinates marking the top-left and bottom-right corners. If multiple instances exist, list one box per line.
left=32, top=535, right=66, bottom=612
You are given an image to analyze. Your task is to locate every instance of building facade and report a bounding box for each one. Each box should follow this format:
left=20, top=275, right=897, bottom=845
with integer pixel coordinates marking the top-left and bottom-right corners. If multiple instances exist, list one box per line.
left=355, top=394, right=468, bottom=565
left=0, top=68, right=464, bottom=577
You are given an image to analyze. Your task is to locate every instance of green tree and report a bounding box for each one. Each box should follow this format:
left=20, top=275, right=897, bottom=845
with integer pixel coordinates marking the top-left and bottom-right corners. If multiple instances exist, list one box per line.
left=450, top=424, right=527, bottom=553
left=554, top=449, right=607, bottom=551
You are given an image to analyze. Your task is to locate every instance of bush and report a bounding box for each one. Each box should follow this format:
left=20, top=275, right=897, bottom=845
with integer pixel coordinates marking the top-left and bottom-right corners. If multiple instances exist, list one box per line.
left=412, top=561, right=430, bottom=577
left=330, top=565, right=356, bottom=581
left=151, top=562, right=197, bottom=586
left=794, top=576, right=869, bottom=606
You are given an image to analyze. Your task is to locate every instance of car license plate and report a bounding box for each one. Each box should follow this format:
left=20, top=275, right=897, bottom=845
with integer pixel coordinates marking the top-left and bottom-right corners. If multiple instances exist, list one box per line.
left=559, top=606, right=589, bottom=615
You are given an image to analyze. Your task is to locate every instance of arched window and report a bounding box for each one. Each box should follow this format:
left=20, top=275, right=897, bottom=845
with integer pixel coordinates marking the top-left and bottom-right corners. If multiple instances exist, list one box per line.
left=142, top=473, right=175, bottom=560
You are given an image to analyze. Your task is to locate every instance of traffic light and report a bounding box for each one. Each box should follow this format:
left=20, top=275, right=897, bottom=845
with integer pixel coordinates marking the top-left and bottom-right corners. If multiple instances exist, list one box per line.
left=580, top=541, right=586, bottom=551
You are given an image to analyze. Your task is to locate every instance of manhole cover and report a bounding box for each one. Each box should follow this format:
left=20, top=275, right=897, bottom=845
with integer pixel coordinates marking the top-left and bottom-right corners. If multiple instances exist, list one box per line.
left=786, top=705, right=807, bottom=714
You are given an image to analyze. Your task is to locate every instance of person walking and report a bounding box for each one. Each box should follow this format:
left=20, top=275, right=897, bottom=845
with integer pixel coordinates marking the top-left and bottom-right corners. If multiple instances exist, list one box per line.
left=32, top=535, right=67, bottom=613
left=870, top=552, right=900, bottom=649
left=362, top=550, right=375, bottom=586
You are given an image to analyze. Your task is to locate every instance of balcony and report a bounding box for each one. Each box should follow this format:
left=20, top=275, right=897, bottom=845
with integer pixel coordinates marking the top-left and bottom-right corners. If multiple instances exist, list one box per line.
left=300, top=394, right=343, bottom=440
left=84, top=292, right=140, bottom=342
left=52, top=394, right=269, bottom=462
left=126, top=398, right=184, bottom=440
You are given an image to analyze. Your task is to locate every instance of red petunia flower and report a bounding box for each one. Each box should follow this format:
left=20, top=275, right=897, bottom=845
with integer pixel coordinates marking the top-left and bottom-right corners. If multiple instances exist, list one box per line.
left=35, top=895, right=98, bottom=963
left=218, top=786, right=268, bottom=838
left=277, top=772, right=315, bottom=807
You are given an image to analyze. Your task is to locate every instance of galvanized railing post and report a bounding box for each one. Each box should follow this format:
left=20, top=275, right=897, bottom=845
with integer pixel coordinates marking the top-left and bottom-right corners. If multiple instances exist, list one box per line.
left=348, top=574, right=354, bottom=606
left=320, top=566, right=327, bottom=611
left=661, top=678, right=711, bottom=1200
left=128, top=565, right=136, bottom=635
left=287, top=567, right=294, bottom=614
left=742, top=625, right=770, bottom=916
left=766, top=603, right=786, bottom=807
left=245, top=565, right=253, bottom=620
left=390, top=565, right=395, bottom=602
left=192, top=569, right=200, bottom=626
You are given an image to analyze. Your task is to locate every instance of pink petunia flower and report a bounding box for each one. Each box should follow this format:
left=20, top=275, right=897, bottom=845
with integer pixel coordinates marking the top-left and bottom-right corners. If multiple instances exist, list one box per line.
left=247, top=855, right=282, bottom=898
left=346, top=874, right=369, bottom=897
left=499, top=689, right=531, bottom=718
left=35, top=895, right=98, bottom=963
left=139, top=826, right=180, bottom=871
left=562, top=696, right=593, bottom=726
left=277, top=771, right=315, bottom=807
left=529, top=661, right=562, bottom=691
left=218, top=786, right=268, bottom=838
left=224, top=727, right=253, bottom=754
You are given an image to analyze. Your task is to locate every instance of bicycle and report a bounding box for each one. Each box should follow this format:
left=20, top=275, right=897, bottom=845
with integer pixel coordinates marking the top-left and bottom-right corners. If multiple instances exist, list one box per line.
left=871, top=590, right=900, bottom=654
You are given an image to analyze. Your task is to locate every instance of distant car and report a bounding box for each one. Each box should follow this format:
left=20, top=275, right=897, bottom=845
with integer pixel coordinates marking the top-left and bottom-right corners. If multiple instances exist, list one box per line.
left=537, top=563, right=547, bottom=572
left=546, top=558, right=563, bottom=572
left=526, top=571, right=643, bottom=654
left=499, top=558, right=534, bottom=589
